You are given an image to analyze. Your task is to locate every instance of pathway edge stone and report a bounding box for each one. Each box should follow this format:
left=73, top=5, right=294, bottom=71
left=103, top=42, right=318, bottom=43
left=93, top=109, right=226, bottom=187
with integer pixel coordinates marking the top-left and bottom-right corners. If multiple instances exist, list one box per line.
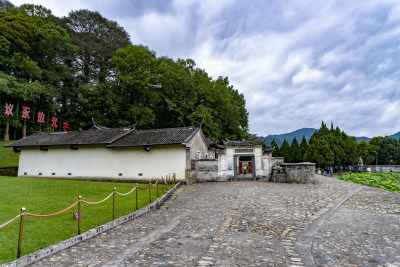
left=295, top=183, right=363, bottom=267
left=1, top=182, right=181, bottom=267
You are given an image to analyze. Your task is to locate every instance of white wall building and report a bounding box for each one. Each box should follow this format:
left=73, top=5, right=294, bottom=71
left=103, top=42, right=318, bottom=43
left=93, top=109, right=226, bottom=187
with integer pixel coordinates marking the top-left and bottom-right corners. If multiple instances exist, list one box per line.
left=6, top=123, right=279, bottom=183
left=5, top=125, right=210, bottom=182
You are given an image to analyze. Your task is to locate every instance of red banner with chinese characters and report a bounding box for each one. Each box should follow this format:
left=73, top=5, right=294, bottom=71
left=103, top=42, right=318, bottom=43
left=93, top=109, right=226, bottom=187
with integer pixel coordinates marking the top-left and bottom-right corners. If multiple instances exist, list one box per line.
left=2, top=101, right=71, bottom=132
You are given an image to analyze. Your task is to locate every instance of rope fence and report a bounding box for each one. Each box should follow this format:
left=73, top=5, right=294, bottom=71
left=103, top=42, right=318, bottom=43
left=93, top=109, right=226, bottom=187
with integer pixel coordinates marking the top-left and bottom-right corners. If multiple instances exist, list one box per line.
left=81, top=192, right=114, bottom=205
left=0, top=214, right=20, bottom=229
left=27, top=201, right=79, bottom=218
left=0, top=173, right=176, bottom=259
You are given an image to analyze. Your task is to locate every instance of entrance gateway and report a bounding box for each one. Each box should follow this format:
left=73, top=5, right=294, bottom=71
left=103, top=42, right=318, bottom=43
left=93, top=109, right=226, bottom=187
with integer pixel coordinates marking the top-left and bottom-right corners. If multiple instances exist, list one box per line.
left=217, top=140, right=275, bottom=181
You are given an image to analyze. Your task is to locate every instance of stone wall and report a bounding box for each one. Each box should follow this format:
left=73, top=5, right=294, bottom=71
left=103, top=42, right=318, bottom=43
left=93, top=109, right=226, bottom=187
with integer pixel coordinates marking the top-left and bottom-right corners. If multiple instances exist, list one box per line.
left=271, top=165, right=285, bottom=183
left=281, top=162, right=316, bottom=183
left=190, top=159, right=218, bottom=183
left=272, top=157, right=284, bottom=166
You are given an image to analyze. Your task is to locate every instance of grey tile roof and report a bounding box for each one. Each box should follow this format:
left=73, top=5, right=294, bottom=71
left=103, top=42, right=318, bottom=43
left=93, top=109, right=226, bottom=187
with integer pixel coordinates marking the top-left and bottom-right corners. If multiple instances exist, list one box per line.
left=4, top=128, right=133, bottom=147
left=107, top=126, right=200, bottom=147
left=263, top=146, right=275, bottom=152
left=4, top=126, right=201, bottom=148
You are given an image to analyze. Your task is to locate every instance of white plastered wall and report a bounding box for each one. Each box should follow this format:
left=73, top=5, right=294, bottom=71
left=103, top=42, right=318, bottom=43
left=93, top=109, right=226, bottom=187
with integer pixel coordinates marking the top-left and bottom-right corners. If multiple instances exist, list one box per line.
left=261, top=153, right=273, bottom=178
left=18, top=144, right=187, bottom=181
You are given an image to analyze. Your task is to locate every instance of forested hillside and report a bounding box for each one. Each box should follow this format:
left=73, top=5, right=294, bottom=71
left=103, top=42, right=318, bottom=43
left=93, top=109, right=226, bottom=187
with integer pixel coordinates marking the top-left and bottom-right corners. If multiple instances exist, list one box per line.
left=269, top=122, right=400, bottom=167
left=261, top=128, right=317, bottom=147
left=0, top=1, right=249, bottom=141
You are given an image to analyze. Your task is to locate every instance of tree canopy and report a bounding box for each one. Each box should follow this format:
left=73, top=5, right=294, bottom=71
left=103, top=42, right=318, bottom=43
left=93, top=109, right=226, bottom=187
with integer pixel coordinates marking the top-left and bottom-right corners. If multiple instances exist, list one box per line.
left=1, top=2, right=249, bottom=141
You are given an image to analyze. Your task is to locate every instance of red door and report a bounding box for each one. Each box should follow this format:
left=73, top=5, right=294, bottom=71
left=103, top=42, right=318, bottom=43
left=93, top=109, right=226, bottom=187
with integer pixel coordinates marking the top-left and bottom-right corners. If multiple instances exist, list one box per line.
left=248, top=162, right=252, bottom=173
left=239, top=162, right=242, bottom=173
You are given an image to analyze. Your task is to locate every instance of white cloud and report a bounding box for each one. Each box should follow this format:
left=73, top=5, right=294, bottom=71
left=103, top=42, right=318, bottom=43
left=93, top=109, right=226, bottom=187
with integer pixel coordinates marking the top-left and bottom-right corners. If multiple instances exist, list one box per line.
left=292, top=65, right=323, bottom=85
left=8, top=0, right=400, bottom=137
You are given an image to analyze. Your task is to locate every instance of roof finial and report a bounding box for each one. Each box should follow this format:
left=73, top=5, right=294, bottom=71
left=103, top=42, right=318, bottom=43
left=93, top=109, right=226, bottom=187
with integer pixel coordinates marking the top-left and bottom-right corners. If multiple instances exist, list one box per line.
left=198, top=118, right=204, bottom=128
left=90, top=117, right=109, bottom=130
left=130, top=122, right=138, bottom=130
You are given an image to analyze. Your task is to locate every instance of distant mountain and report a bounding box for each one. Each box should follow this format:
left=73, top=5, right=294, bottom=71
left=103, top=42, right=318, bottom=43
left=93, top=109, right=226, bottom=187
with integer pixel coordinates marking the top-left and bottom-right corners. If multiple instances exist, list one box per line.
left=257, top=129, right=400, bottom=147
left=390, top=131, right=400, bottom=139
left=356, top=131, right=400, bottom=143
left=259, top=128, right=318, bottom=147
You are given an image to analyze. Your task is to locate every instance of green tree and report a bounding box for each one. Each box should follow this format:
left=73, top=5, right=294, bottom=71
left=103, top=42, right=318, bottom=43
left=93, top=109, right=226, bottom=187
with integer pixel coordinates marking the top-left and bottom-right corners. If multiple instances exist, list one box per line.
left=0, top=14, right=36, bottom=54
left=342, top=134, right=358, bottom=165
left=289, top=137, right=300, bottom=163
left=13, top=4, right=54, bottom=26
left=271, top=139, right=280, bottom=157
left=368, top=136, right=383, bottom=165
left=299, top=135, right=308, bottom=162
left=314, top=122, right=356, bottom=166
left=1, top=2, right=250, bottom=140
left=59, top=9, right=131, bottom=84
left=280, top=139, right=290, bottom=162
left=378, top=137, right=400, bottom=164
left=356, top=140, right=370, bottom=165
left=304, top=138, right=334, bottom=167
left=112, top=45, right=159, bottom=128
left=304, top=122, right=357, bottom=166
left=0, top=14, right=39, bottom=80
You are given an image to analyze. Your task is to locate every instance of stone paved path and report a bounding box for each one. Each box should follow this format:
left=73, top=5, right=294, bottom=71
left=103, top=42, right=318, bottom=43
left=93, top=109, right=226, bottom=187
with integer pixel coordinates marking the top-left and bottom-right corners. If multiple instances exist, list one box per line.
left=29, top=175, right=400, bottom=267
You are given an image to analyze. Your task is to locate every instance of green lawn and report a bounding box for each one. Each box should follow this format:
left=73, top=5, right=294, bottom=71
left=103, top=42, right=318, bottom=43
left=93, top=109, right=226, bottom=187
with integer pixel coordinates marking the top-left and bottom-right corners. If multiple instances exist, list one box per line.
left=0, top=141, right=19, bottom=168
left=0, top=176, right=174, bottom=264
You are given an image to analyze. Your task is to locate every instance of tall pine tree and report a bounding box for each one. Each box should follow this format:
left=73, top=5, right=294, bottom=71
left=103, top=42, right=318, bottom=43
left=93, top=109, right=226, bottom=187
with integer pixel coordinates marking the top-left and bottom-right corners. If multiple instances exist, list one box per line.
left=299, top=135, right=309, bottom=162
left=289, top=137, right=300, bottom=163
left=271, top=139, right=280, bottom=157
left=280, top=139, right=290, bottom=162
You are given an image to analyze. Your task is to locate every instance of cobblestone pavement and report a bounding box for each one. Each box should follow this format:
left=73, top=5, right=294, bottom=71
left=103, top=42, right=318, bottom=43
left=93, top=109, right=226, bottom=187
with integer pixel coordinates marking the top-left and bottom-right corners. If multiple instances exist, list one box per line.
left=29, top=175, right=400, bottom=267
left=313, top=187, right=400, bottom=267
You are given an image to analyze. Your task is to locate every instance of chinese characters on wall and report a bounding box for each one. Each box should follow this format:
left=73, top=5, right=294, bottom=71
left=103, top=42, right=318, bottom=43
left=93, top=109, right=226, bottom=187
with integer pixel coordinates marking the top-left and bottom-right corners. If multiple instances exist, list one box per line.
left=3, top=102, right=70, bottom=132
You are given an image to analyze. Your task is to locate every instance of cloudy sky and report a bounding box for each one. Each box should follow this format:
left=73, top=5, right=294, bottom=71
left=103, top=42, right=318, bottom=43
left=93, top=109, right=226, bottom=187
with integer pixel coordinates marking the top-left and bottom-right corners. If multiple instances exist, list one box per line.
left=9, top=0, right=400, bottom=137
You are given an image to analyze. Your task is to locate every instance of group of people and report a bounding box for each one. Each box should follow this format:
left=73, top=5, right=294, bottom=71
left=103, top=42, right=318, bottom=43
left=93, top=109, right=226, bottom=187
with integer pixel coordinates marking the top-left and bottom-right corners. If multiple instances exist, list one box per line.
left=320, top=166, right=337, bottom=176
left=318, top=165, right=394, bottom=176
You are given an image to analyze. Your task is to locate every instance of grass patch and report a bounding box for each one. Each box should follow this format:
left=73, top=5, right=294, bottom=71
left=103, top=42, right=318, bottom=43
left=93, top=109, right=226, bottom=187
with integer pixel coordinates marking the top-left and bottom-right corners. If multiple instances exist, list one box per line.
left=0, top=141, right=19, bottom=168
left=0, top=176, right=174, bottom=264
left=338, top=172, right=400, bottom=193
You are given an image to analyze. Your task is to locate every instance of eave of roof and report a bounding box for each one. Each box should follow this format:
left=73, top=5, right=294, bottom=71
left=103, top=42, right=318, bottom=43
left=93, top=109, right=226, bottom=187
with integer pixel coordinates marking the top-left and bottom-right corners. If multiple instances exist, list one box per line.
left=4, top=125, right=203, bottom=149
